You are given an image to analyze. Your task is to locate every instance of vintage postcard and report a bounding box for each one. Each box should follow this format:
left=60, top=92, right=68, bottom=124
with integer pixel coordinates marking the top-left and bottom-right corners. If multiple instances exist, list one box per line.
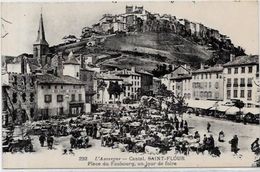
left=1, top=0, right=259, bottom=169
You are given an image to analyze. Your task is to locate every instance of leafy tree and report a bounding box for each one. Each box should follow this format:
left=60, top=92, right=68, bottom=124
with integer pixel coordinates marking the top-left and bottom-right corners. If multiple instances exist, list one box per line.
left=107, top=81, right=124, bottom=103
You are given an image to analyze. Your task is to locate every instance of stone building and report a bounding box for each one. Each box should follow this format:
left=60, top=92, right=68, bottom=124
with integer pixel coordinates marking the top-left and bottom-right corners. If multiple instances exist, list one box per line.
left=192, top=64, right=224, bottom=101
left=36, top=74, right=86, bottom=118
left=3, top=73, right=37, bottom=123
left=223, top=55, right=259, bottom=108
left=136, top=70, right=153, bottom=96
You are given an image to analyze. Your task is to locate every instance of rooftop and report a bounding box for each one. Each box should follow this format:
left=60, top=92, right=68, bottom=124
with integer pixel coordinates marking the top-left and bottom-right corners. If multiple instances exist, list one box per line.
left=192, top=65, right=223, bottom=74
left=36, top=74, right=85, bottom=85
left=223, top=55, right=259, bottom=67
left=63, top=52, right=80, bottom=65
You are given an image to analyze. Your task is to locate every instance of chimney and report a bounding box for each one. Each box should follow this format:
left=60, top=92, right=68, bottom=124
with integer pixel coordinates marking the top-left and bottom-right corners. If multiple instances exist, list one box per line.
left=200, top=63, right=204, bottom=69
left=230, top=54, right=235, bottom=62
left=183, top=64, right=187, bottom=69
left=131, top=67, right=135, bottom=72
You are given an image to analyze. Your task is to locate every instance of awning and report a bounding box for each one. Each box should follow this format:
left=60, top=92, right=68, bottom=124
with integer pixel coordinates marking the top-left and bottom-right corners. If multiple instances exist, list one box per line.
left=186, top=100, right=218, bottom=110
left=225, top=107, right=240, bottom=115
left=216, top=105, right=231, bottom=112
left=242, top=108, right=260, bottom=115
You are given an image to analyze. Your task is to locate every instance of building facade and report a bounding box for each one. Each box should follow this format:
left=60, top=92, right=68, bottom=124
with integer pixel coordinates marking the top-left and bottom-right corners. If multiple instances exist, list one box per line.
left=223, top=55, right=259, bottom=108
left=36, top=74, right=86, bottom=118
left=192, top=65, right=224, bottom=101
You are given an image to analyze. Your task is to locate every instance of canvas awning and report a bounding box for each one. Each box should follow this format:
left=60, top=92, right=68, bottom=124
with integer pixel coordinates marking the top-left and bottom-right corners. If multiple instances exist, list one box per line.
left=216, top=105, right=232, bottom=112
left=186, top=100, right=218, bottom=110
left=225, top=107, right=240, bottom=115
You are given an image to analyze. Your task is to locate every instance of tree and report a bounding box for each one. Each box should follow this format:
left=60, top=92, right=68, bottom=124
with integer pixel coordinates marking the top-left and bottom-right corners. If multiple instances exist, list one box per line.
left=107, top=81, right=124, bottom=103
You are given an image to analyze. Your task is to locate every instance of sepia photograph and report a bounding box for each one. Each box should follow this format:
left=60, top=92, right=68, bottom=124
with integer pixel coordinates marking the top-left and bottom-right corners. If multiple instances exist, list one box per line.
left=1, top=0, right=260, bottom=169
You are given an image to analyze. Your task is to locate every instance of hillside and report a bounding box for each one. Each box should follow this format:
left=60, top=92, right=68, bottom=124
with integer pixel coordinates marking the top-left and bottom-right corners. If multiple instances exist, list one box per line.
left=98, top=32, right=213, bottom=71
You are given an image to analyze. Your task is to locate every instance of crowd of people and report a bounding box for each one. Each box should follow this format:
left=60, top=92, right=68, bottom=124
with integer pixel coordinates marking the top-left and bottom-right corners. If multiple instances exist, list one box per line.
left=3, top=102, right=259, bottom=160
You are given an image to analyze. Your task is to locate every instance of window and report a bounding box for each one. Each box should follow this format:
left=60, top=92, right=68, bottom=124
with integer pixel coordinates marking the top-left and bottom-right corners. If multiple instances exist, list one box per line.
left=97, top=93, right=100, bottom=99
left=55, top=85, right=57, bottom=89
left=79, top=94, right=82, bottom=101
left=109, top=94, right=112, bottom=99
left=77, top=72, right=79, bottom=77
left=215, top=82, right=219, bottom=89
left=233, top=90, right=238, bottom=98
left=227, top=90, right=231, bottom=99
left=248, top=66, right=253, bottom=73
left=233, top=78, right=238, bottom=87
left=209, top=74, right=211, bottom=79
left=48, top=85, right=51, bottom=89
left=227, top=78, right=231, bottom=87
left=61, top=85, right=63, bottom=89
left=240, top=90, right=245, bottom=98
left=200, top=91, right=204, bottom=97
left=205, top=74, right=208, bottom=79
left=57, top=95, right=63, bottom=102
left=228, top=68, right=232, bottom=74
left=240, top=78, right=245, bottom=87
left=241, top=67, right=245, bottom=73
left=41, top=86, right=44, bottom=89
left=234, top=68, right=238, bottom=74
left=44, top=95, right=52, bottom=103
left=71, top=94, right=75, bottom=101
left=201, top=74, right=203, bottom=79
left=59, top=107, right=64, bottom=115
left=248, top=78, right=253, bottom=87
left=216, top=73, right=219, bottom=79
left=247, top=90, right=252, bottom=100
left=215, top=92, right=219, bottom=99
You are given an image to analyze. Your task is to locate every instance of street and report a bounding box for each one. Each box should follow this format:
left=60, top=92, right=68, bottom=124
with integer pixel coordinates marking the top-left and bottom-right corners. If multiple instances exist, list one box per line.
left=3, top=114, right=260, bottom=168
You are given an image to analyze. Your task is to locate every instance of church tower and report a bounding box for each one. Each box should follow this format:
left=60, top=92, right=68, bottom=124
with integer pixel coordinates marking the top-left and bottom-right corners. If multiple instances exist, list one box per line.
left=33, top=12, right=49, bottom=66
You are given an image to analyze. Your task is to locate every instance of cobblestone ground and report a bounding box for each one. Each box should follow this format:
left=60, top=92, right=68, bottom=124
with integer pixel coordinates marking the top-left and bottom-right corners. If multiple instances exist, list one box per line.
left=3, top=114, right=260, bottom=168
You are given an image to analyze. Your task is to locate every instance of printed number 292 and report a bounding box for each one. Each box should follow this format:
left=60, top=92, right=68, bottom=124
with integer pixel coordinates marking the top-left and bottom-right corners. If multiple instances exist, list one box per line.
left=79, top=157, right=88, bottom=161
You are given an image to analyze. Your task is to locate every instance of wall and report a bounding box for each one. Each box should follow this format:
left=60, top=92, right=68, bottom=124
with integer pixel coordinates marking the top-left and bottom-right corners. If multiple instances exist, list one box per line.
left=6, top=73, right=37, bottom=123
left=7, top=63, right=21, bottom=74
left=223, top=64, right=259, bottom=107
left=37, top=84, right=85, bottom=117
left=192, top=71, right=224, bottom=101
left=63, top=64, right=80, bottom=79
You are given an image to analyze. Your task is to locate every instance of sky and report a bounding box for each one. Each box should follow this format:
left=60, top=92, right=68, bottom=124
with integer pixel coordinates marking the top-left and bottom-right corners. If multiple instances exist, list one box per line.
left=1, top=1, right=259, bottom=56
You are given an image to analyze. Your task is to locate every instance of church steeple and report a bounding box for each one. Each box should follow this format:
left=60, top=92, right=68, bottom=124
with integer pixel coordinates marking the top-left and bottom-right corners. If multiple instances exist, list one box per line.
left=35, top=13, right=48, bottom=46
left=33, top=11, right=49, bottom=66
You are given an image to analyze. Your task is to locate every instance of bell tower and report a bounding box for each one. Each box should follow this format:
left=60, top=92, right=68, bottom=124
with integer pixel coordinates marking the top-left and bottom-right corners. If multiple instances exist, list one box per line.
left=33, top=11, right=49, bottom=66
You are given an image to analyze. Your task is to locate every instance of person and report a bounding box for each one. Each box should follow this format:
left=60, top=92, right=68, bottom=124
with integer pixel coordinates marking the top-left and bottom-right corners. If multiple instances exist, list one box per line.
left=180, top=120, right=184, bottom=129
left=70, top=135, right=76, bottom=149
left=47, top=135, right=54, bottom=150
left=63, top=149, right=68, bottom=155
left=218, top=131, right=225, bottom=142
left=208, top=134, right=215, bottom=153
left=39, top=133, right=46, bottom=147
left=251, top=138, right=260, bottom=153
left=194, top=131, right=200, bottom=143
left=184, top=121, right=188, bottom=128
left=229, top=135, right=239, bottom=154
left=202, top=134, right=208, bottom=150
left=175, top=119, right=179, bottom=131
left=207, top=122, right=211, bottom=133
